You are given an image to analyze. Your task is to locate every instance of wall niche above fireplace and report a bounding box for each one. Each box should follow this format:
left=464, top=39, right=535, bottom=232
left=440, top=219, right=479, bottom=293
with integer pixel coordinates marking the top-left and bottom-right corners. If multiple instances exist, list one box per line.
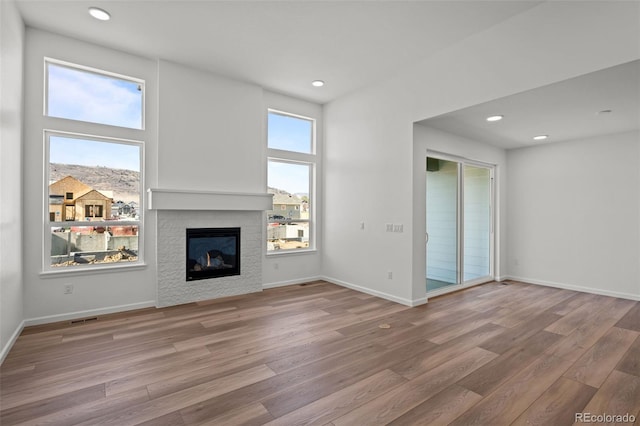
left=186, top=227, right=240, bottom=281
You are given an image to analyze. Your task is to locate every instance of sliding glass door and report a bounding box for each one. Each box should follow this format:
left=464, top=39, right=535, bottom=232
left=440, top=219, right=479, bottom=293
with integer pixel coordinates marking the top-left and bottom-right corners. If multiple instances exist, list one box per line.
left=426, top=155, right=494, bottom=293
left=463, top=164, right=492, bottom=281
left=426, top=158, right=459, bottom=291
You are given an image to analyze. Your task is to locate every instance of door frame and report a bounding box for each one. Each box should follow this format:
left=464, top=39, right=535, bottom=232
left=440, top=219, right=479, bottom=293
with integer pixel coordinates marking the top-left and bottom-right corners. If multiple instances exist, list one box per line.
left=426, top=150, right=496, bottom=295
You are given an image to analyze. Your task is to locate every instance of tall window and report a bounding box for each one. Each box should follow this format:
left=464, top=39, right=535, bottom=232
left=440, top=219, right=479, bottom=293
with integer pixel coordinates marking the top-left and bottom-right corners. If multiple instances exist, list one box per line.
left=267, top=110, right=315, bottom=252
left=44, top=58, right=144, bottom=270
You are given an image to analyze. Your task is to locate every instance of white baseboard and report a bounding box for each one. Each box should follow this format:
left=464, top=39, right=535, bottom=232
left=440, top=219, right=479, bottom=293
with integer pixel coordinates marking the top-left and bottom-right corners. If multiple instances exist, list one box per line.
left=1, top=320, right=25, bottom=365
left=411, top=296, right=429, bottom=306
left=262, top=276, right=323, bottom=290
left=506, top=275, right=640, bottom=301
left=23, top=300, right=157, bottom=327
left=321, top=275, right=427, bottom=307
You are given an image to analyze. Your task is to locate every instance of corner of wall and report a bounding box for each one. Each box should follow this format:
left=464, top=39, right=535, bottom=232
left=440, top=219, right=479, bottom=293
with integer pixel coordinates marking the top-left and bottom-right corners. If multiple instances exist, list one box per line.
left=0, top=0, right=25, bottom=363
left=0, top=321, right=25, bottom=365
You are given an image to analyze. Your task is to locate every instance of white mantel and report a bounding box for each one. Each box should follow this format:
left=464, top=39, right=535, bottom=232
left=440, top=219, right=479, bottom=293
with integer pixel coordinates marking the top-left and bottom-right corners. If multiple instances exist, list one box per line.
left=147, top=188, right=273, bottom=211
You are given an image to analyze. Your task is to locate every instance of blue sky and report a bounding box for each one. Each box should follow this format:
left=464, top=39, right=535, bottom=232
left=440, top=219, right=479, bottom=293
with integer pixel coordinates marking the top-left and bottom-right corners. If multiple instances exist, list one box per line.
left=50, top=136, right=140, bottom=171
left=48, top=63, right=142, bottom=171
left=268, top=160, right=309, bottom=195
left=48, top=63, right=142, bottom=129
left=268, top=112, right=313, bottom=154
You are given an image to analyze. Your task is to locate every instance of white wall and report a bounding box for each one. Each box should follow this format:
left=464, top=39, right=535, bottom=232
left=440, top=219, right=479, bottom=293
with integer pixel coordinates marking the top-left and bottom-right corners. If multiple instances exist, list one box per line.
left=507, top=131, right=640, bottom=300
left=0, top=0, right=25, bottom=362
left=157, top=60, right=264, bottom=193
left=262, top=91, right=323, bottom=287
left=324, top=1, right=639, bottom=305
left=22, top=29, right=159, bottom=322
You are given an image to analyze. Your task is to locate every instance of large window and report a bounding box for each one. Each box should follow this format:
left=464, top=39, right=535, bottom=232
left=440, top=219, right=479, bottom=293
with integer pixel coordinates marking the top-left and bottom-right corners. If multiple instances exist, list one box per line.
left=46, top=133, right=142, bottom=269
left=267, top=110, right=315, bottom=252
left=43, top=58, right=144, bottom=271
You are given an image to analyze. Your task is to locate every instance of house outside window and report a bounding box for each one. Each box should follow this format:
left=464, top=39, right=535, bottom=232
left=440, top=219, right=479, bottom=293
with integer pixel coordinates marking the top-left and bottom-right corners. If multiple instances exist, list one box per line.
left=267, top=110, right=316, bottom=252
left=43, top=58, right=144, bottom=271
left=85, top=204, right=104, bottom=218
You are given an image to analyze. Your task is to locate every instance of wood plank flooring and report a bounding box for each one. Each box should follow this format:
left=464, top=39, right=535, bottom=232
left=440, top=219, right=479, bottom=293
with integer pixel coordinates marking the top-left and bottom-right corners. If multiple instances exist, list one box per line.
left=1, top=280, right=639, bottom=425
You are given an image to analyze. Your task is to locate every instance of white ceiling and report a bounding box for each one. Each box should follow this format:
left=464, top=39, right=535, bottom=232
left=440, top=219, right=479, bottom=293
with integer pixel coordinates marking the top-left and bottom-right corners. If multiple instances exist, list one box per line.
left=16, top=0, right=542, bottom=104
left=16, top=1, right=638, bottom=145
left=420, top=60, right=640, bottom=150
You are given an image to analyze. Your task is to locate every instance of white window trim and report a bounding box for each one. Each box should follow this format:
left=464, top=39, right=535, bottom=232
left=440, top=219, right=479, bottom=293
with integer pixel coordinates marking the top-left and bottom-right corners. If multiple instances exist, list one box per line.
left=266, top=109, right=317, bottom=255
left=44, top=57, right=146, bottom=131
left=41, top=57, right=147, bottom=274
left=42, top=130, right=145, bottom=273
left=267, top=108, right=316, bottom=155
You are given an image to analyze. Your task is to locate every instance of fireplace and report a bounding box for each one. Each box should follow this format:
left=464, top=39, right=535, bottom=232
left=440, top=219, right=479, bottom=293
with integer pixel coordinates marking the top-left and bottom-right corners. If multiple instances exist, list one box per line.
left=154, top=195, right=267, bottom=306
left=186, top=227, right=240, bottom=281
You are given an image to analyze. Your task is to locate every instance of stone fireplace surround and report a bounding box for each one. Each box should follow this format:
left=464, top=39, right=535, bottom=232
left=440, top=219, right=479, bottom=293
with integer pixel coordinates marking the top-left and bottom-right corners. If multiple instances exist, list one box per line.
left=149, top=189, right=272, bottom=308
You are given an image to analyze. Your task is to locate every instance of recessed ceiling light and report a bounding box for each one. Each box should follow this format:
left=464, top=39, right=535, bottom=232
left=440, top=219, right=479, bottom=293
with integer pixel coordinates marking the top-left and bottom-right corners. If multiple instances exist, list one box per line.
left=486, top=115, right=504, bottom=122
left=311, top=80, right=325, bottom=87
left=88, top=7, right=110, bottom=21
left=533, top=135, right=548, bottom=141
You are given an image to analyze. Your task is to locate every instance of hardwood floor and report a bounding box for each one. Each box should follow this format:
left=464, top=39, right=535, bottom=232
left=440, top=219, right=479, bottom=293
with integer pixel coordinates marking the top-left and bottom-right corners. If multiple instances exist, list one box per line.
left=1, top=280, right=639, bottom=425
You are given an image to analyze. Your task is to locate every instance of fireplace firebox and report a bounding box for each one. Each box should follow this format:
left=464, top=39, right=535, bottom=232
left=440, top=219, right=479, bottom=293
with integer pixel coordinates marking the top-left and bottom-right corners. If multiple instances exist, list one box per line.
left=186, top=227, right=240, bottom=281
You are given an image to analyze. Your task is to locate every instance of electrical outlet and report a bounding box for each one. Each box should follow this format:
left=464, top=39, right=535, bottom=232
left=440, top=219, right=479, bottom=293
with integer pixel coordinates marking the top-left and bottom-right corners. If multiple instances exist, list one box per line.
left=393, top=224, right=403, bottom=233
left=274, top=263, right=279, bottom=270
left=387, top=271, right=393, bottom=279
left=386, top=223, right=393, bottom=232
left=63, top=284, right=74, bottom=294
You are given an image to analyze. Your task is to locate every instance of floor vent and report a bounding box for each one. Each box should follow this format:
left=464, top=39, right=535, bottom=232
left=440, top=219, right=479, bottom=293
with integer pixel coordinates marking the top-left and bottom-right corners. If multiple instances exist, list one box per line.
left=70, top=317, right=98, bottom=325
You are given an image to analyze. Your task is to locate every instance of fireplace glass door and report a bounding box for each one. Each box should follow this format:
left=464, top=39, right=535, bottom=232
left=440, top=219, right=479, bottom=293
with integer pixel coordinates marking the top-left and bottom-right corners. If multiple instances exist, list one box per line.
left=186, top=227, right=240, bottom=281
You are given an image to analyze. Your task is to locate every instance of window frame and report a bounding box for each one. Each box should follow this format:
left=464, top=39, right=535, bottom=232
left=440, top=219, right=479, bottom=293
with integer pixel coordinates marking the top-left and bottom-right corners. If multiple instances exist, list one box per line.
left=41, top=57, right=146, bottom=275
left=266, top=110, right=315, bottom=154
left=44, top=57, right=146, bottom=130
left=266, top=109, right=317, bottom=254
left=43, top=130, right=145, bottom=273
